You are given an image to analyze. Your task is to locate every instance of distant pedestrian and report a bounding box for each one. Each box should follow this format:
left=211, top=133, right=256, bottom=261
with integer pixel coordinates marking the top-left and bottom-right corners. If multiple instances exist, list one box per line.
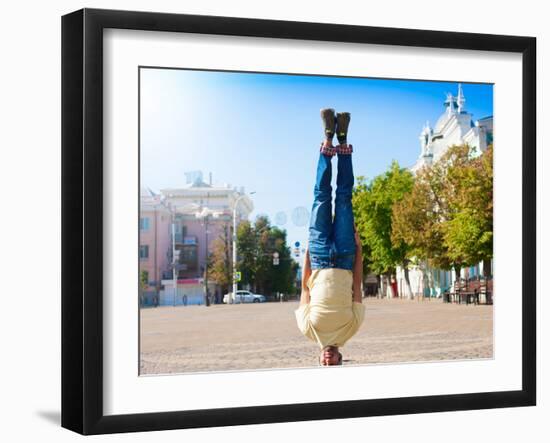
left=391, top=276, right=398, bottom=298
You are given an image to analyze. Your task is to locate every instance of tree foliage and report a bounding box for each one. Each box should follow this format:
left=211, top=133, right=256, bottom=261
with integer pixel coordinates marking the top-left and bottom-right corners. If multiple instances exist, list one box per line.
left=392, top=144, right=493, bottom=279
left=139, top=270, right=149, bottom=290
left=208, top=224, right=233, bottom=294
left=234, top=215, right=298, bottom=296
left=443, top=144, right=493, bottom=271
left=392, top=158, right=454, bottom=271
left=353, top=160, right=414, bottom=276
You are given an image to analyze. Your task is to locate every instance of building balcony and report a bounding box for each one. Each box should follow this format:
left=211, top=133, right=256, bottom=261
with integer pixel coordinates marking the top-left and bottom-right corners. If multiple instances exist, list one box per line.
left=174, top=234, right=198, bottom=245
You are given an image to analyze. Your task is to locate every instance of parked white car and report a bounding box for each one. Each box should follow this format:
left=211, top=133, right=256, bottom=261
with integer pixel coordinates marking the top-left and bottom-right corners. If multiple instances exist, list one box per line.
left=223, top=290, right=267, bottom=304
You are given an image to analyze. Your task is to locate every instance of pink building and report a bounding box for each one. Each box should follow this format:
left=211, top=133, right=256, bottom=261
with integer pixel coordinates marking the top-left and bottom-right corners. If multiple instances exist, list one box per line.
left=160, top=171, right=254, bottom=305
left=139, top=188, right=172, bottom=304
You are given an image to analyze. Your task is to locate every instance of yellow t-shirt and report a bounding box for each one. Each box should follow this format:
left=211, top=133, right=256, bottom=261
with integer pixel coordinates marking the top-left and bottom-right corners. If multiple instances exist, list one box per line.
left=294, top=268, right=365, bottom=349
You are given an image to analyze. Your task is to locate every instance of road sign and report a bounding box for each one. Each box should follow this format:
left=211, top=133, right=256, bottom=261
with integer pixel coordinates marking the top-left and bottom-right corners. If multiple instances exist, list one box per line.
left=294, top=241, right=300, bottom=248
left=234, top=271, right=241, bottom=282
left=273, top=258, right=280, bottom=265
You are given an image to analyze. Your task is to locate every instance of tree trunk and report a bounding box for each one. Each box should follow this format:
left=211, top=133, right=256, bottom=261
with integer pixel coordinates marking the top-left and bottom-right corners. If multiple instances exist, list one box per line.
left=385, top=274, right=394, bottom=299
left=453, top=265, right=460, bottom=282
left=420, top=263, right=427, bottom=298
left=482, top=258, right=492, bottom=279
left=403, top=264, right=414, bottom=300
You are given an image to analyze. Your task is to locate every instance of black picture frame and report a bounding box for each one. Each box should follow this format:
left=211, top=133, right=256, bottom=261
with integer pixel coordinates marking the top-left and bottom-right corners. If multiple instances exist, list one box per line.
left=61, top=8, right=536, bottom=435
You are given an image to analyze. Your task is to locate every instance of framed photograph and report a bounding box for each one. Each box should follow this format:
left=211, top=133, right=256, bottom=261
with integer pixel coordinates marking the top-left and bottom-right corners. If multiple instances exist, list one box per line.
left=61, top=8, right=536, bottom=435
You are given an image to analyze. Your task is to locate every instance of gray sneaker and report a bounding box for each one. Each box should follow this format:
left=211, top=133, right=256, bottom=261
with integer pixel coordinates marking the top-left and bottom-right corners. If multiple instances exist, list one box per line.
left=320, top=108, right=336, bottom=142
left=336, top=112, right=351, bottom=145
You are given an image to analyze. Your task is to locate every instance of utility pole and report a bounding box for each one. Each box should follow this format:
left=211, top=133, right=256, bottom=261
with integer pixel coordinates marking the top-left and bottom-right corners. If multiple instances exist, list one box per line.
left=153, top=207, right=158, bottom=304
left=195, top=192, right=220, bottom=307
left=232, top=191, right=255, bottom=305
left=232, top=203, right=238, bottom=305
left=204, top=213, right=210, bottom=307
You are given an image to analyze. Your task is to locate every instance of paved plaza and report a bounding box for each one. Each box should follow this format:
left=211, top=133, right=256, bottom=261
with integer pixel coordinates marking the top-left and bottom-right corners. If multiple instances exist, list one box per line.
left=140, top=298, right=493, bottom=375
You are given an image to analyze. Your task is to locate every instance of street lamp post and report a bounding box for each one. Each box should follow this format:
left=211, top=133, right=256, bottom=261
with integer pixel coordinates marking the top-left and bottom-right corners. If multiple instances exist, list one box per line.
left=171, top=218, right=177, bottom=307
left=232, top=191, right=255, bottom=304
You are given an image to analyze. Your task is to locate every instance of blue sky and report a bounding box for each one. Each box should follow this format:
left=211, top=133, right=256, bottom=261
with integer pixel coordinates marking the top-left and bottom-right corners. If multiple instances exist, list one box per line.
left=140, top=68, right=493, bottom=255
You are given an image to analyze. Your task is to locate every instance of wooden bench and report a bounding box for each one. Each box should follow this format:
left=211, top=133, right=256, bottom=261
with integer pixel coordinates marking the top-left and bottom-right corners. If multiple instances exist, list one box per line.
left=457, top=278, right=478, bottom=305
left=443, top=276, right=493, bottom=305
left=478, top=278, right=493, bottom=305
left=443, top=280, right=461, bottom=303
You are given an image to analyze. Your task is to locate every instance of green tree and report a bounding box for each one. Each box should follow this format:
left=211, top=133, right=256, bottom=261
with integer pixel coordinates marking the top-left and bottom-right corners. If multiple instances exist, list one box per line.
left=208, top=224, right=233, bottom=295
left=253, top=215, right=272, bottom=294
left=269, top=226, right=299, bottom=296
left=392, top=166, right=455, bottom=296
left=140, top=270, right=149, bottom=290
left=256, top=219, right=297, bottom=295
left=236, top=220, right=257, bottom=288
left=393, top=144, right=492, bottom=291
left=236, top=215, right=298, bottom=297
left=353, top=160, right=414, bottom=298
left=443, top=144, right=493, bottom=277
left=139, top=270, right=149, bottom=306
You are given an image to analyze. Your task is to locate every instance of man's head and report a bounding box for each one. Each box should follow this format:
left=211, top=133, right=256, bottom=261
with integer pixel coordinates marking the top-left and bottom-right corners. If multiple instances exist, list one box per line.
left=319, top=346, right=342, bottom=366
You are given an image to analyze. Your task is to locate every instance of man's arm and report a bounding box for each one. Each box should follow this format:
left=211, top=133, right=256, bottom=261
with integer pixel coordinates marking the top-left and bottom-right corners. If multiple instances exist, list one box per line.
left=300, top=245, right=312, bottom=305
left=352, top=231, right=363, bottom=303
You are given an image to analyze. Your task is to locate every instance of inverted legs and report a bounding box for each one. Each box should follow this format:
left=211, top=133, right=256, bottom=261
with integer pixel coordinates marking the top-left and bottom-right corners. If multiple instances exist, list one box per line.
left=308, top=152, right=356, bottom=269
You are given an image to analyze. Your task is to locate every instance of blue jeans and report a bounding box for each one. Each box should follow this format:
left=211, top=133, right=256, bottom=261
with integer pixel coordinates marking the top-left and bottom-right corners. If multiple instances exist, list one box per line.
left=308, top=152, right=356, bottom=271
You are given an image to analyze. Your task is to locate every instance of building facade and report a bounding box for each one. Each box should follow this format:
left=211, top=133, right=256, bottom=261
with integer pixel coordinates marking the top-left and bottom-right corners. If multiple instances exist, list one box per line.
left=157, top=171, right=254, bottom=306
left=139, top=187, right=172, bottom=305
left=395, top=84, right=494, bottom=298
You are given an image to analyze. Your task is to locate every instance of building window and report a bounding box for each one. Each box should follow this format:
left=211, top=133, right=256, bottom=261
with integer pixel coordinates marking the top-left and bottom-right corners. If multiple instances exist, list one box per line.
left=140, top=217, right=150, bottom=231
left=140, top=245, right=149, bottom=259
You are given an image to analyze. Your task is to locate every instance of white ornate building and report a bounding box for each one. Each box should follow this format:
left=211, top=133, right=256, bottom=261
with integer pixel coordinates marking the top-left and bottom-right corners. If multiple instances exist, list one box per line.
left=395, top=84, right=494, bottom=298
left=411, top=84, right=493, bottom=173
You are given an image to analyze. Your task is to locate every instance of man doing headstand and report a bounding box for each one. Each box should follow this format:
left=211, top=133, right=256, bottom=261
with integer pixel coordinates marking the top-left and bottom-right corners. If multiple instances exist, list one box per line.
left=295, top=108, right=364, bottom=366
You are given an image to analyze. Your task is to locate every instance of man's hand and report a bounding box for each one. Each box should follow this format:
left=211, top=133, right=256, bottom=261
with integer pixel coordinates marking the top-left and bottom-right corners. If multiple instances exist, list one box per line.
left=300, top=288, right=311, bottom=306
left=300, top=245, right=312, bottom=305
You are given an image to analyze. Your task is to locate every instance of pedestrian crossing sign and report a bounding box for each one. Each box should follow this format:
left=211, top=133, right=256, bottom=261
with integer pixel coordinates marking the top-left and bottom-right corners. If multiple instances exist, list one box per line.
left=234, top=271, right=241, bottom=282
